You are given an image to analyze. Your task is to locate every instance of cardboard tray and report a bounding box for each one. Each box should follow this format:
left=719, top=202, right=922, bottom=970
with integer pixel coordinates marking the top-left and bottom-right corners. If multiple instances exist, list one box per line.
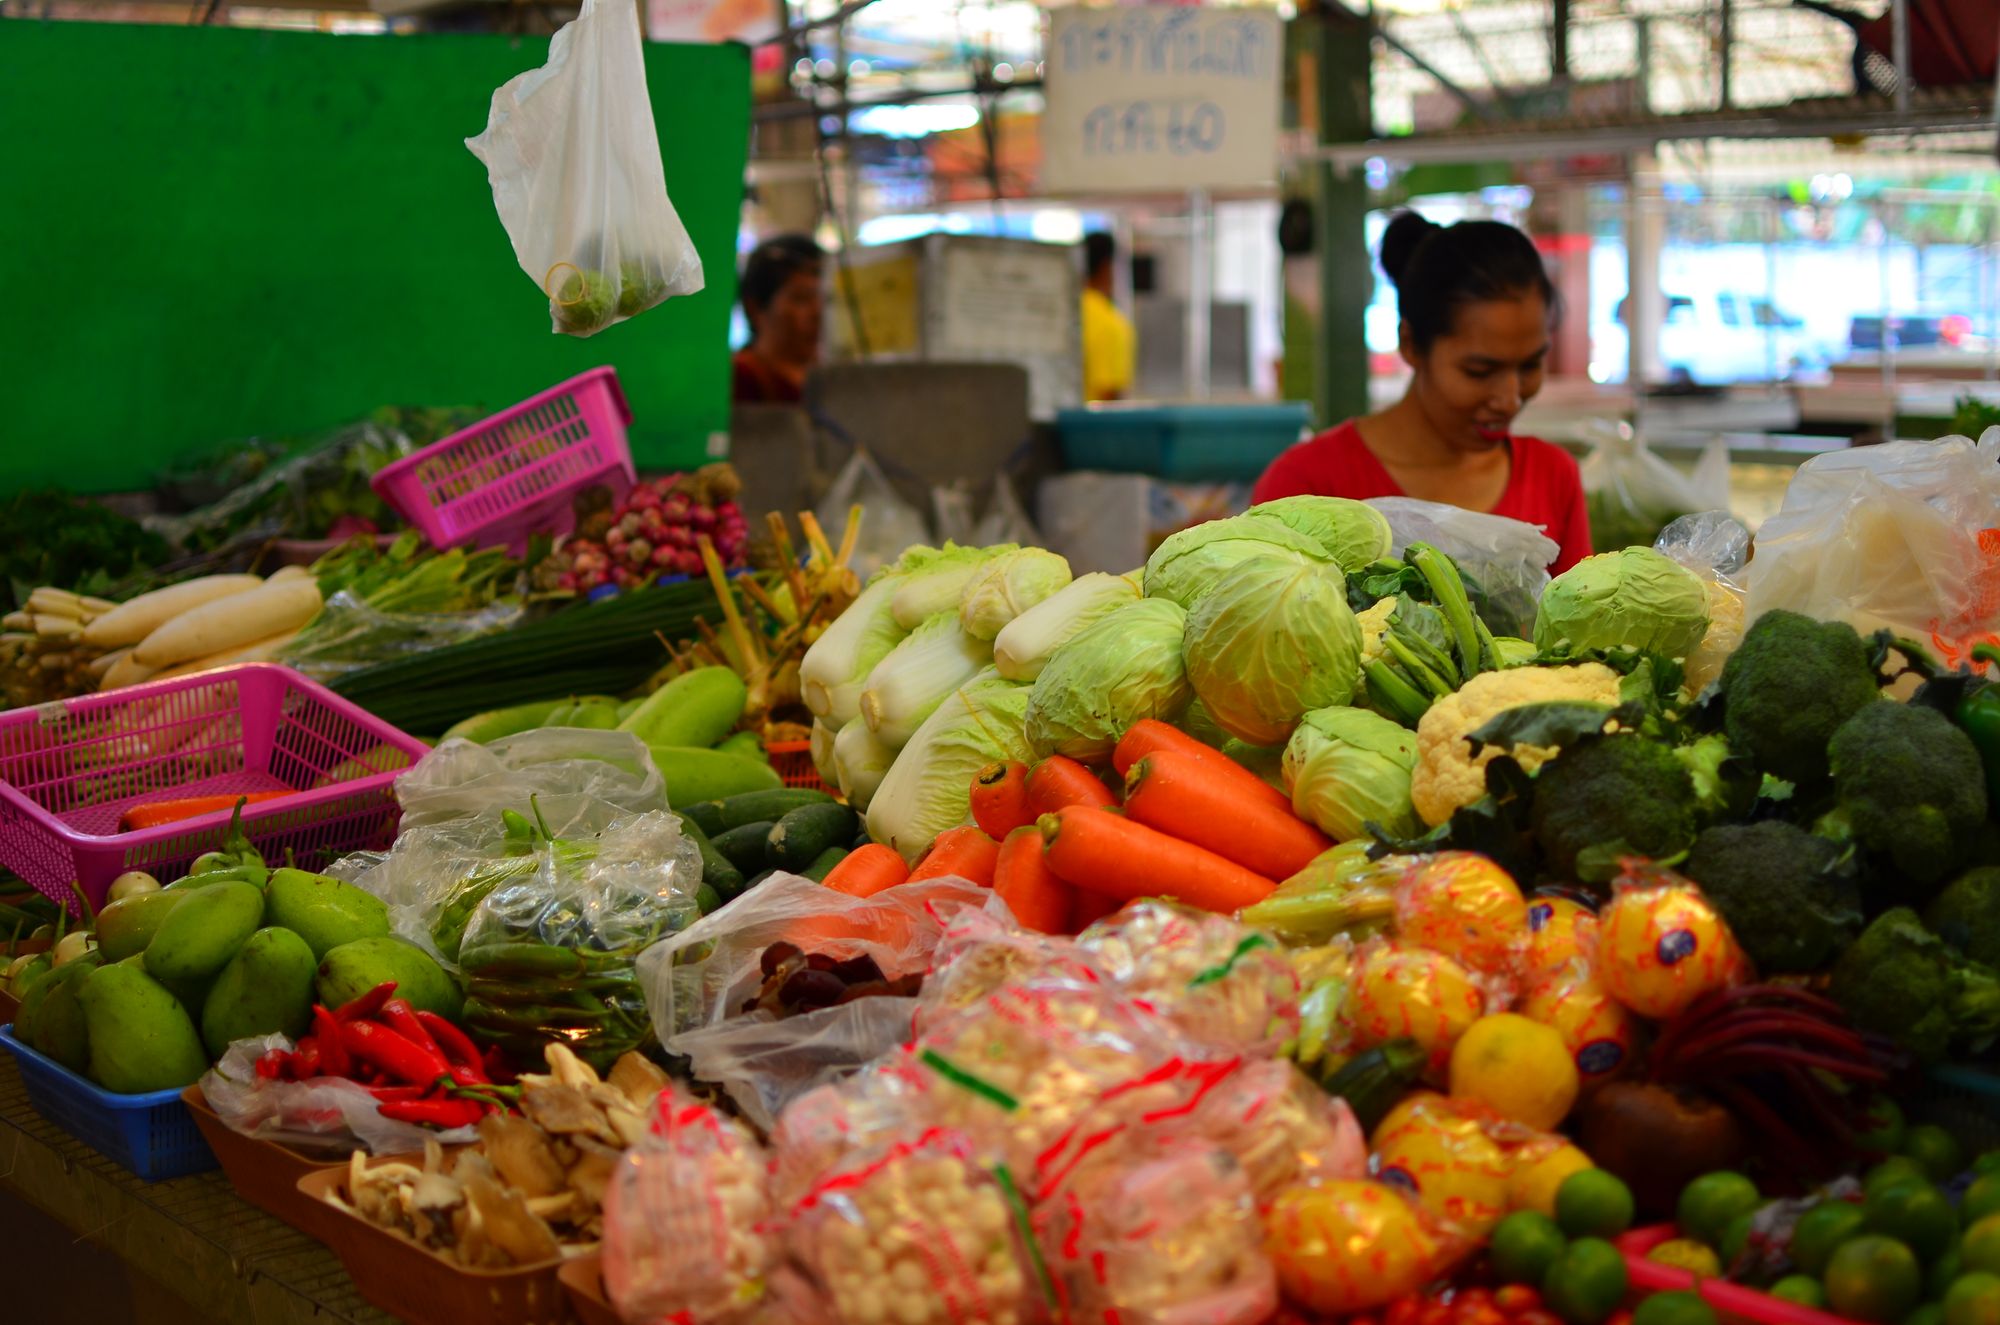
left=296, top=1160, right=573, bottom=1325
left=555, top=1253, right=621, bottom=1325
left=180, top=1084, right=350, bottom=1239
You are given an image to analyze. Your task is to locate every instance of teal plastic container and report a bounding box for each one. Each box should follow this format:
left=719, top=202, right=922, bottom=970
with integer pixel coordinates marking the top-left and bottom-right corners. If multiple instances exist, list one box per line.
left=1057, top=403, right=1313, bottom=481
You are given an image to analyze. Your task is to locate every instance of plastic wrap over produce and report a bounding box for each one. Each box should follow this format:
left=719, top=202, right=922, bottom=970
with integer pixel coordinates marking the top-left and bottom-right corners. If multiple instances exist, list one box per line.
left=602, top=1088, right=777, bottom=1325
left=1365, top=496, right=1559, bottom=638
left=637, top=873, right=989, bottom=1130
left=1654, top=511, right=1752, bottom=693
left=1074, top=901, right=1303, bottom=1057
left=202, top=1034, right=482, bottom=1153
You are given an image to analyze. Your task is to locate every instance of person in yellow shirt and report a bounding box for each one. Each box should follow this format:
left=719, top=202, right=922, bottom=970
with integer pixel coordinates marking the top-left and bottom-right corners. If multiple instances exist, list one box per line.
left=1080, top=231, right=1137, bottom=402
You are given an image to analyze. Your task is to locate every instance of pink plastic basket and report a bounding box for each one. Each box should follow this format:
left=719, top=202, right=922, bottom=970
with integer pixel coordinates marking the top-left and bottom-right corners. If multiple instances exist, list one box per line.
left=1619, top=1225, right=1861, bottom=1325
left=0, top=663, right=428, bottom=908
left=370, top=366, right=636, bottom=554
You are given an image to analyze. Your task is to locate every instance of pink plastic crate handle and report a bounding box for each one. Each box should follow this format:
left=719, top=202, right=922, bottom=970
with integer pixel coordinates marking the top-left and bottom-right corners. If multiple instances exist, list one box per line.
left=1619, top=1225, right=1864, bottom=1325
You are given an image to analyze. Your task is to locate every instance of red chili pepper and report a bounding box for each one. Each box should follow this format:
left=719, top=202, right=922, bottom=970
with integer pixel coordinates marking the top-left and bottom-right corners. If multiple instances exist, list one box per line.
left=378, top=998, right=442, bottom=1055
left=332, top=981, right=398, bottom=1023
left=311, top=1004, right=350, bottom=1077
left=256, top=1049, right=289, bottom=1081
left=366, top=1085, right=430, bottom=1102
left=340, top=1018, right=449, bottom=1086
left=292, top=1041, right=322, bottom=1078
left=414, top=1010, right=485, bottom=1077
left=376, top=1097, right=486, bottom=1128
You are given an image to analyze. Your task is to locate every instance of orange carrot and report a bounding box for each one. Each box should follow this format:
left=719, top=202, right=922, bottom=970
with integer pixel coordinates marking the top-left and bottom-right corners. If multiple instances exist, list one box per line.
left=120, top=790, right=290, bottom=832
left=1123, top=750, right=1332, bottom=880
left=1038, top=806, right=1276, bottom=914
left=1024, top=756, right=1118, bottom=816
left=907, top=825, right=1000, bottom=887
left=993, top=825, right=1073, bottom=933
left=1067, top=887, right=1123, bottom=934
left=1112, top=720, right=1291, bottom=811
left=821, top=843, right=910, bottom=898
left=969, top=760, right=1034, bottom=841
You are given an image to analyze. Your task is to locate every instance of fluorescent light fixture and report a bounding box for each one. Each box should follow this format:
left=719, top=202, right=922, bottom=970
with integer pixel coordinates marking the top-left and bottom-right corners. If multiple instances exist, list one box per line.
left=849, top=103, right=982, bottom=139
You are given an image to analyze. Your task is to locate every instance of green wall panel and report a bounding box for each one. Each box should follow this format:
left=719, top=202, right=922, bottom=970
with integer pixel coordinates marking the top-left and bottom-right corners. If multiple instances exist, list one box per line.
left=0, top=20, right=748, bottom=492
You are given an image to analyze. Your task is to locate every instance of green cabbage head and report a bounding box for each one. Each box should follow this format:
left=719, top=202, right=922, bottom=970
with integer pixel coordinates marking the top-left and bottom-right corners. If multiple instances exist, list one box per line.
left=1183, top=555, right=1362, bottom=747
left=1533, top=546, right=1711, bottom=658
left=1142, top=515, right=1331, bottom=610
left=1282, top=706, right=1421, bottom=841
left=1024, top=598, right=1192, bottom=761
left=1245, top=496, right=1394, bottom=571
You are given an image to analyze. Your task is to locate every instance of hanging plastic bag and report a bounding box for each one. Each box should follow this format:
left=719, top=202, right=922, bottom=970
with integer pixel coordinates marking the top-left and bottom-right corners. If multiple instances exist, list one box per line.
left=467, top=0, right=703, bottom=337
left=1577, top=421, right=1730, bottom=554
left=815, top=447, right=930, bottom=580
left=1745, top=433, right=2000, bottom=670
left=1366, top=496, right=1560, bottom=638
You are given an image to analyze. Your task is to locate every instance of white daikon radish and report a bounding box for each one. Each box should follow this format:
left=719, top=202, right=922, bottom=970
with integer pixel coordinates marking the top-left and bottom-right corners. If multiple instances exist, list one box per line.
left=266, top=565, right=313, bottom=583
left=99, top=650, right=158, bottom=692
left=81, top=575, right=264, bottom=649
left=150, top=626, right=304, bottom=681
left=133, top=579, right=321, bottom=669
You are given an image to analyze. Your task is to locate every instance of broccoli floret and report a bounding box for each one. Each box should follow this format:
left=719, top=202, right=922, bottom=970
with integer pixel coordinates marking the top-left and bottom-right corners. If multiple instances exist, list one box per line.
left=1828, top=907, right=2000, bottom=1062
left=1682, top=821, right=1862, bottom=973
left=1720, top=609, right=1880, bottom=786
left=1828, top=701, right=1987, bottom=895
left=1529, top=733, right=1698, bottom=885
left=1924, top=866, right=2000, bottom=969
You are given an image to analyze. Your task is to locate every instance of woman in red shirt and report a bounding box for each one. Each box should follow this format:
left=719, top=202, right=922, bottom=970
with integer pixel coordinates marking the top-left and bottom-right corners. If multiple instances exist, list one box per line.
left=1254, top=213, right=1592, bottom=574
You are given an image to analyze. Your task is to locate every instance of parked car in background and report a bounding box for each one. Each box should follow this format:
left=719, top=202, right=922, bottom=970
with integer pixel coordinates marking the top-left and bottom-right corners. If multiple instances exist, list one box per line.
left=1595, top=292, right=1829, bottom=385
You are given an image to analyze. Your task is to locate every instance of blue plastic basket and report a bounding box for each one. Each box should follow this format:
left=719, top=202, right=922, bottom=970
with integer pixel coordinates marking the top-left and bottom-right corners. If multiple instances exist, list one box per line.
left=1056, top=403, right=1313, bottom=481
left=0, top=1024, right=216, bottom=1180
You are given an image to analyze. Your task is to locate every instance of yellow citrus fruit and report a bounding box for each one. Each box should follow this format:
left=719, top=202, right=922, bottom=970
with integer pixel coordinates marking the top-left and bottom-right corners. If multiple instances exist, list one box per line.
left=1519, top=975, right=1641, bottom=1083
left=1449, top=1013, right=1581, bottom=1131
left=1373, top=1089, right=1451, bottom=1150
left=1508, top=1143, right=1597, bottom=1218
left=1648, top=1240, right=1724, bottom=1278
left=1395, top=852, right=1530, bottom=976
left=1376, top=1107, right=1511, bottom=1241
left=1265, top=1179, right=1439, bottom=1313
left=1596, top=884, right=1748, bottom=1020
left=1345, top=944, right=1488, bottom=1076
left=1524, top=894, right=1599, bottom=985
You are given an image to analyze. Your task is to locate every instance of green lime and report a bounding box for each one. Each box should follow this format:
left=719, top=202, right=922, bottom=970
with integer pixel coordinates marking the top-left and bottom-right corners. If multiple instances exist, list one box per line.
left=1944, top=1273, right=2000, bottom=1325
left=1971, top=1179, right=2000, bottom=1230
left=1913, top=1305, right=1950, bottom=1325
left=1631, top=1291, right=1718, bottom=1325
left=1770, top=1276, right=1828, bottom=1309
left=1973, top=1153, right=2000, bottom=1179
left=1557, top=1169, right=1637, bottom=1240
left=1678, top=1173, right=1761, bottom=1251
left=1907, top=1126, right=1968, bottom=1183
left=1826, top=1236, right=1925, bottom=1324
left=1935, top=1247, right=1968, bottom=1301
left=1870, top=1159, right=1936, bottom=1198
left=1795, top=1202, right=1871, bottom=1277
left=1494, top=1210, right=1570, bottom=1287
left=1718, top=1210, right=1759, bottom=1268
left=1861, top=1099, right=1910, bottom=1156
left=1544, top=1237, right=1631, bottom=1325
left=1963, top=1216, right=2000, bottom=1276
left=1871, top=1182, right=1961, bottom=1262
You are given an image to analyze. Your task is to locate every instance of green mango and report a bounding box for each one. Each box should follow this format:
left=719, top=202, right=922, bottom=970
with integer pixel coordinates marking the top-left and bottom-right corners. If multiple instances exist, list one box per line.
left=316, top=936, right=462, bottom=1020
left=95, top=889, right=191, bottom=963
left=31, top=952, right=102, bottom=1072
left=200, top=927, right=315, bottom=1059
left=6, top=951, right=52, bottom=1001
left=145, top=879, right=264, bottom=985
left=167, top=863, right=265, bottom=891
left=12, top=960, right=62, bottom=1044
left=78, top=963, right=209, bottom=1094
left=262, top=868, right=390, bottom=960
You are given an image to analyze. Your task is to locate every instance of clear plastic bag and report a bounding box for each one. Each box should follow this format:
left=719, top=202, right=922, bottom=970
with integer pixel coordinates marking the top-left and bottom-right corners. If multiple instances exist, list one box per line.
left=466, top=0, right=702, bottom=338
left=976, top=478, right=1043, bottom=546
left=1366, top=496, right=1560, bottom=638
left=602, top=1088, right=777, bottom=1325
left=278, top=588, right=524, bottom=682
left=1655, top=511, right=1753, bottom=692
left=1745, top=432, right=2000, bottom=670
left=1184, top=1058, right=1367, bottom=1203
left=1577, top=422, right=1730, bottom=554
left=1074, top=902, right=1302, bottom=1058
left=200, top=1034, right=483, bottom=1154
left=817, top=448, right=932, bottom=580
left=636, top=872, right=989, bottom=1131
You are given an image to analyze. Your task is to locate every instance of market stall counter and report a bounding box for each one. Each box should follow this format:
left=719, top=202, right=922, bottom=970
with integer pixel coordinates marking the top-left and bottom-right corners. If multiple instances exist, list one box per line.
left=0, top=1053, right=394, bottom=1325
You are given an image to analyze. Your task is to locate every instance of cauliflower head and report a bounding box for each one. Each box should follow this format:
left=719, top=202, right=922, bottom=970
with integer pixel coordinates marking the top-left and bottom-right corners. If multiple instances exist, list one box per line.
left=1351, top=596, right=1398, bottom=700
left=1410, top=662, right=1623, bottom=826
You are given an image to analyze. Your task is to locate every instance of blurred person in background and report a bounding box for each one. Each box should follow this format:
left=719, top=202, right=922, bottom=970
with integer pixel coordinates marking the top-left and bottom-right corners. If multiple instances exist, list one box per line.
left=733, top=234, right=824, bottom=405
left=1253, top=212, right=1590, bottom=573
left=1081, top=231, right=1136, bottom=403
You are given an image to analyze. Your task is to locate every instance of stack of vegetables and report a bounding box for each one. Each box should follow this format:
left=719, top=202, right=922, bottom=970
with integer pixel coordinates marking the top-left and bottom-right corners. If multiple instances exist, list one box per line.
left=533, top=463, right=751, bottom=595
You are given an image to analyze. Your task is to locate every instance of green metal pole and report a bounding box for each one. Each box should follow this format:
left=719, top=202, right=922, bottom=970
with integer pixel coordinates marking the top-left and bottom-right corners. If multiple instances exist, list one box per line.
left=1315, top=6, right=1373, bottom=427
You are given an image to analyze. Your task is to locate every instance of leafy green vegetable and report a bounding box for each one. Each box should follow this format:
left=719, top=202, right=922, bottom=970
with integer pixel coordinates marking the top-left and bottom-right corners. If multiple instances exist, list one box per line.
left=1534, top=547, right=1710, bottom=659
left=0, top=489, right=167, bottom=613
left=1024, top=597, right=1192, bottom=760
left=1282, top=706, right=1421, bottom=842
left=1183, top=556, right=1361, bottom=746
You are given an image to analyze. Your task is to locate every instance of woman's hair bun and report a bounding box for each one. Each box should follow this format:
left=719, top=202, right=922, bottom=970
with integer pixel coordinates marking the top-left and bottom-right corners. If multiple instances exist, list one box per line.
left=1378, top=211, right=1442, bottom=287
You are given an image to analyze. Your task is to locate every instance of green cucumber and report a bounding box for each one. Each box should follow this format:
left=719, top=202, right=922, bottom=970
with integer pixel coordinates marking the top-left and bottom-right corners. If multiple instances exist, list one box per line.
left=682, top=800, right=727, bottom=839
left=441, top=698, right=569, bottom=744
left=1321, top=1038, right=1428, bottom=1134
left=711, top=822, right=776, bottom=875
left=851, top=824, right=875, bottom=850
left=767, top=803, right=860, bottom=872
left=716, top=730, right=768, bottom=762
left=615, top=697, right=644, bottom=725
left=743, top=868, right=776, bottom=894
left=674, top=812, right=745, bottom=901
left=713, top=788, right=833, bottom=830
left=648, top=746, right=783, bottom=804
left=620, top=668, right=749, bottom=749
left=803, top=846, right=849, bottom=882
